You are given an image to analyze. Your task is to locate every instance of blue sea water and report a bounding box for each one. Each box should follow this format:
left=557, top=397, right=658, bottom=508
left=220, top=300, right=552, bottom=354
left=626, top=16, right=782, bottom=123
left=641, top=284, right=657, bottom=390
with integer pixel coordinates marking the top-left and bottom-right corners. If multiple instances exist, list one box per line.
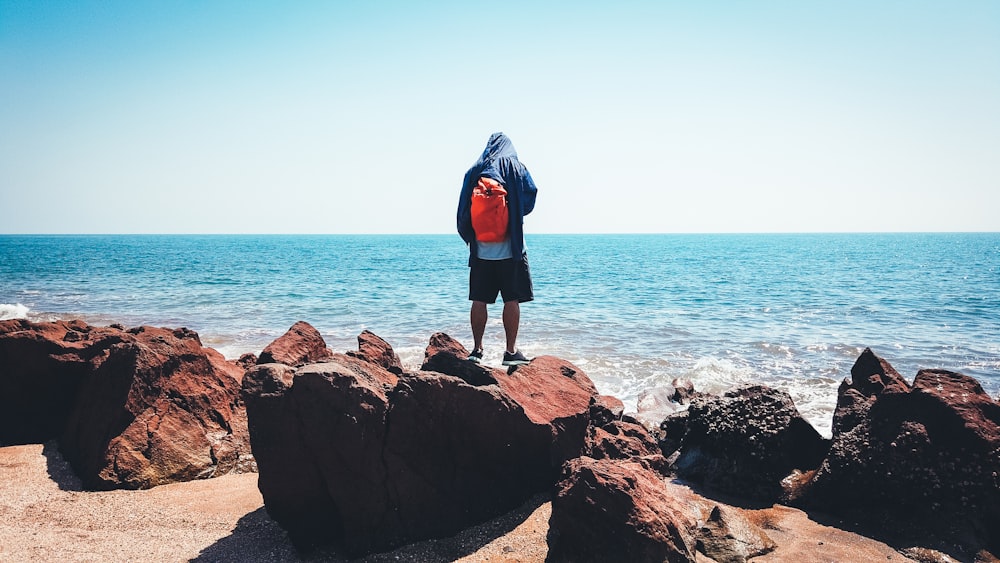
left=2, top=233, right=998, bottom=436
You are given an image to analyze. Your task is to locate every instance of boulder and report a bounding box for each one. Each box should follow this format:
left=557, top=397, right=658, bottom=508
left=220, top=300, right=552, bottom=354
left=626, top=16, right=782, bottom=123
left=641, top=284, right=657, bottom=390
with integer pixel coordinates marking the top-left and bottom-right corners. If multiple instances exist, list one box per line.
left=420, top=331, right=497, bottom=386
left=585, top=394, right=663, bottom=463
left=0, top=319, right=252, bottom=489
left=60, top=325, right=252, bottom=489
left=0, top=319, right=124, bottom=445
left=804, top=349, right=1000, bottom=555
left=586, top=419, right=662, bottom=462
left=243, top=354, right=398, bottom=551
left=243, top=331, right=599, bottom=556
left=347, top=329, right=403, bottom=374
left=830, top=346, right=910, bottom=436
left=257, top=321, right=332, bottom=366
left=548, top=456, right=776, bottom=563
left=548, top=456, right=697, bottom=562
left=672, top=384, right=830, bottom=502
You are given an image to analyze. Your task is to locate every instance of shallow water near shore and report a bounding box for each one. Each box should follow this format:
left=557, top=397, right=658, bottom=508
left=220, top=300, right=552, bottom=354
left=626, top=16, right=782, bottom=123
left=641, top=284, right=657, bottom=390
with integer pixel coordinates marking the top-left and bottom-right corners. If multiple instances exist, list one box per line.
left=2, top=233, right=998, bottom=436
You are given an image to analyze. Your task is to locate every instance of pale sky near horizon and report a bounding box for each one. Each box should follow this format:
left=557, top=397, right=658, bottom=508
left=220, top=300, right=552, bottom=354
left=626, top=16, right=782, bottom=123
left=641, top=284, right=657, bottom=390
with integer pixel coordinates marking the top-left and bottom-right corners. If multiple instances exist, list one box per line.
left=1, top=1, right=998, bottom=234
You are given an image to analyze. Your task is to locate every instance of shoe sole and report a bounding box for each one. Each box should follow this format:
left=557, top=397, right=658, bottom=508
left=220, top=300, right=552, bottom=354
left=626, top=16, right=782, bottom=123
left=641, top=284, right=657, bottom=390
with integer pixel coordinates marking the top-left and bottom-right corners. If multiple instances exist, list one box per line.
left=502, top=360, right=529, bottom=366
left=468, top=357, right=482, bottom=364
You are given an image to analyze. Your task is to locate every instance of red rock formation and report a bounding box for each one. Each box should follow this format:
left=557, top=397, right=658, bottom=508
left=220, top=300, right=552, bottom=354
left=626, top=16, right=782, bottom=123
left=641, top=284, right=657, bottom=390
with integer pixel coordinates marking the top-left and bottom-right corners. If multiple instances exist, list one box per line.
left=347, top=329, right=403, bottom=373
left=61, top=325, right=252, bottom=489
left=0, top=320, right=253, bottom=490
left=420, top=331, right=498, bottom=386
left=549, top=456, right=697, bottom=562
left=0, top=319, right=124, bottom=445
left=548, top=456, right=777, bottom=563
left=243, top=331, right=598, bottom=556
left=243, top=353, right=398, bottom=551
left=257, top=321, right=332, bottom=366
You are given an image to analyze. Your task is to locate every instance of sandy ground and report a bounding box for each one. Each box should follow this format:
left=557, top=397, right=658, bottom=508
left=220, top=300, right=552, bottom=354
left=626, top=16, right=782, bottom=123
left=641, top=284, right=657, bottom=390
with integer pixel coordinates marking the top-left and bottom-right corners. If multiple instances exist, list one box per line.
left=0, top=443, right=548, bottom=562
left=1, top=443, right=954, bottom=563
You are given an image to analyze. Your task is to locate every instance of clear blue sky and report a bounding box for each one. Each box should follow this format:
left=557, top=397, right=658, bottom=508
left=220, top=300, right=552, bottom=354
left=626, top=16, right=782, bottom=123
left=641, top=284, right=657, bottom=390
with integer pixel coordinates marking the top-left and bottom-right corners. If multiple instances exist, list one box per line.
left=2, top=1, right=998, bottom=234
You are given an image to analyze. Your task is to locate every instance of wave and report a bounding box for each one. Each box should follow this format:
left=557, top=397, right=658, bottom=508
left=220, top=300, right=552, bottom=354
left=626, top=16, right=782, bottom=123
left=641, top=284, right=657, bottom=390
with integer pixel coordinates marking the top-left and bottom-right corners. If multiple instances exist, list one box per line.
left=0, top=303, right=30, bottom=321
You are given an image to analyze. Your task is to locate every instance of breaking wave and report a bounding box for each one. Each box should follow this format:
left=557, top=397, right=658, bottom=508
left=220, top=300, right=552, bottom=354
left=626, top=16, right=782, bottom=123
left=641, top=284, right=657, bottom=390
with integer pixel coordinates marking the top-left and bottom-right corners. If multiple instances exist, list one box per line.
left=0, top=303, right=29, bottom=321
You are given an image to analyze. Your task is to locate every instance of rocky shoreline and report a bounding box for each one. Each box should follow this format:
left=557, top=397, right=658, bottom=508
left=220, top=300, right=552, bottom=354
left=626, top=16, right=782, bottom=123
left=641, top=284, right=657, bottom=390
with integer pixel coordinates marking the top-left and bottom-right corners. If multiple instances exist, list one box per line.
left=1, top=318, right=998, bottom=562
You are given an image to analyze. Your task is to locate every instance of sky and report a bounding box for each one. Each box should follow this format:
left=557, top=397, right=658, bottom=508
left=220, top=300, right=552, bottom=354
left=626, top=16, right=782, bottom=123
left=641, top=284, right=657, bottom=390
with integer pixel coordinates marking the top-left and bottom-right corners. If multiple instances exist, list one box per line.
left=1, top=1, right=998, bottom=234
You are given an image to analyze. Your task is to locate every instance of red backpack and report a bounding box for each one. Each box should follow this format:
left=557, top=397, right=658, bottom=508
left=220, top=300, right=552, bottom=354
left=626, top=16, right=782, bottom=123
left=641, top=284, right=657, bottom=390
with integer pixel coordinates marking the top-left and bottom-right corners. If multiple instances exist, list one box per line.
left=471, top=177, right=509, bottom=243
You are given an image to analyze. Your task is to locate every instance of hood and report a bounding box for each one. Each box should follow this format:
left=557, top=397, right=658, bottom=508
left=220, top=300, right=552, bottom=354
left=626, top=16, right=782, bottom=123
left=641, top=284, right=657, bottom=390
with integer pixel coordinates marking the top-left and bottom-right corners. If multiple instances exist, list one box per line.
left=478, top=132, right=517, bottom=164
left=476, top=132, right=517, bottom=183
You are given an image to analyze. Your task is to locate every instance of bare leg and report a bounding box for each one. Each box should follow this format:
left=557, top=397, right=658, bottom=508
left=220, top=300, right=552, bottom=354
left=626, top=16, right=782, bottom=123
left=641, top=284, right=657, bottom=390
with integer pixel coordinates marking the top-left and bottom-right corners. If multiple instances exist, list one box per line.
left=502, top=300, right=520, bottom=354
left=470, top=301, right=487, bottom=352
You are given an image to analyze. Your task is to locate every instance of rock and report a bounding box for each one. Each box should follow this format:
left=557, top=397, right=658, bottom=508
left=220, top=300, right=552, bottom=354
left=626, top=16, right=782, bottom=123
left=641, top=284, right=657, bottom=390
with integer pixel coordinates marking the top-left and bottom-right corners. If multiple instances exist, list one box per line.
left=585, top=419, right=663, bottom=463
left=698, top=504, right=777, bottom=563
left=548, top=456, right=698, bottom=562
left=59, top=324, right=252, bottom=489
left=831, top=346, right=911, bottom=435
left=0, top=319, right=124, bottom=445
left=673, top=384, right=830, bottom=502
left=585, top=393, right=665, bottom=463
left=235, top=353, right=258, bottom=371
left=243, top=355, right=397, bottom=552
left=0, top=319, right=252, bottom=489
left=548, top=456, right=776, bottom=563
left=491, top=355, right=598, bottom=466
left=243, top=331, right=598, bottom=556
left=420, top=331, right=498, bottom=386
left=381, top=371, right=564, bottom=548
left=671, top=377, right=700, bottom=403
left=258, top=321, right=332, bottom=366
left=658, top=410, right=690, bottom=458
left=585, top=392, right=662, bottom=463
left=347, top=329, right=403, bottom=373
left=590, top=394, right=625, bottom=427
left=804, top=349, right=1000, bottom=555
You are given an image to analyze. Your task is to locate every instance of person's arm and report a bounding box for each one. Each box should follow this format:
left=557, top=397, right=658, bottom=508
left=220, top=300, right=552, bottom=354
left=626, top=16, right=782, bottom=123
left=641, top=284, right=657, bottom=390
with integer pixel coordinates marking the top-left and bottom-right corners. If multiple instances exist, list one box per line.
left=457, top=171, right=477, bottom=244
left=520, top=166, right=538, bottom=216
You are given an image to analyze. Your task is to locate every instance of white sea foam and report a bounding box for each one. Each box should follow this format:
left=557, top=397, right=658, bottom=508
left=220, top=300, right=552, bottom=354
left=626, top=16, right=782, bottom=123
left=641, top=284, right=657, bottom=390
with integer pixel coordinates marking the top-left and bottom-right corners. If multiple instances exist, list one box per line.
left=0, top=303, right=30, bottom=321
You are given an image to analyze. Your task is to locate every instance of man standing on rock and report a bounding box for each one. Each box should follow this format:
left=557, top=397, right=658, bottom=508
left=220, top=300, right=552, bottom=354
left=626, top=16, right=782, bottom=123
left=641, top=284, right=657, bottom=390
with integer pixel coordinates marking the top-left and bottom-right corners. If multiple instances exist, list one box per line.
left=457, top=132, right=537, bottom=366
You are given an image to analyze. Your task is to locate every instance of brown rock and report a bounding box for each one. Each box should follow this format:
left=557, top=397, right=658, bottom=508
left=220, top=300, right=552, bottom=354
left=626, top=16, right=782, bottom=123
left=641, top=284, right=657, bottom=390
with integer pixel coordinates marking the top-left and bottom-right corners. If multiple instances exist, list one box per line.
left=698, top=504, right=777, bottom=563
left=0, top=319, right=252, bottom=490
left=548, top=456, right=777, bottom=563
left=258, top=321, right=332, bottom=366
left=347, top=329, right=404, bottom=373
left=548, top=456, right=698, bottom=562
left=0, top=319, right=125, bottom=445
left=243, top=354, right=397, bottom=551
left=59, top=324, right=252, bottom=489
left=420, top=331, right=498, bottom=386
left=590, top=394, right=625, bottom=426
left=243, top=332, right=599, bottom=556
left=235, top=353, right=258, bottom=371
left=584, top=393, right=662, bottom=464
left=585, top=420, right=662, bottom=462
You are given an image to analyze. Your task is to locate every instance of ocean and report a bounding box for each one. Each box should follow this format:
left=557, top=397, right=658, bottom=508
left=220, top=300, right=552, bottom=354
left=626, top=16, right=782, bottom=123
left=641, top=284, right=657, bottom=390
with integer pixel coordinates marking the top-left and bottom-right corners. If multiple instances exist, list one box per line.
left=2, top=233, right=998, bottom=436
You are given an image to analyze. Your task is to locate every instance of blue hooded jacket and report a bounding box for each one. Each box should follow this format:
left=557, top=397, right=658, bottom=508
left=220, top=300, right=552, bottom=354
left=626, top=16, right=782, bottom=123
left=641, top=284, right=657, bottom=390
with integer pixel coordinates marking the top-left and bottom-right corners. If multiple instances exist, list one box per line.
left=457, top=133, right=538, bottom=264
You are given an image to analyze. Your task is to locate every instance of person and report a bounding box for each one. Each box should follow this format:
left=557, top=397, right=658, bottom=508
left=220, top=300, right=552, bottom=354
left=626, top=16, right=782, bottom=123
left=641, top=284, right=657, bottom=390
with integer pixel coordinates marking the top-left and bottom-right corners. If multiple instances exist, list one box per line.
left=456, top=132, right=538, bottom=366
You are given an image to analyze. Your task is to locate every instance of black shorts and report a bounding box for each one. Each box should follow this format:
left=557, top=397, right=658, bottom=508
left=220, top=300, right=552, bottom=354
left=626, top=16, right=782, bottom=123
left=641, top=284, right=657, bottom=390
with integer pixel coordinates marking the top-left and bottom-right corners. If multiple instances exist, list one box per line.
left=469, top=256, right=534, bottom=304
